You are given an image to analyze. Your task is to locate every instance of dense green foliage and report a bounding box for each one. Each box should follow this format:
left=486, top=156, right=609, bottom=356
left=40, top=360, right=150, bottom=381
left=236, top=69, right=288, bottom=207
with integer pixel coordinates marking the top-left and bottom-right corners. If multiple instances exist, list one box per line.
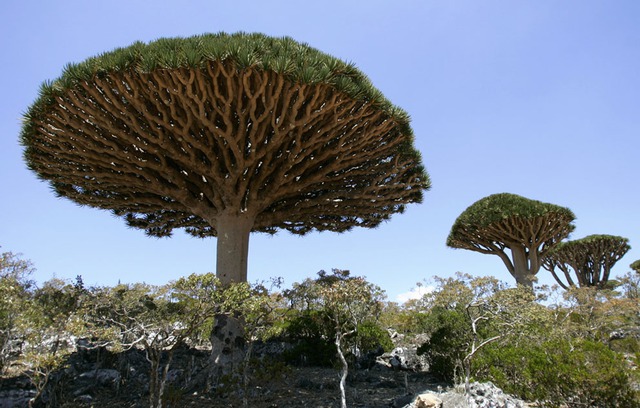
left=280, top=270, right=389, bottom=368
left=22, top=32, right=418, bottom=162
left=447, top=193, right=576, bottom=242
left=475, top=339, right=638, bottom=407
left=416, top=305, right=470, bottom=381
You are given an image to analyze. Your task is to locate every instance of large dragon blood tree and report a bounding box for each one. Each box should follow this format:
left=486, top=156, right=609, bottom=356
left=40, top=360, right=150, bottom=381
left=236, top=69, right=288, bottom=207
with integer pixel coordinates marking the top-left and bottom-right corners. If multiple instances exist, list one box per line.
left=541, top=234, right=631, bottom=289
left=447, top=193, right=576, bottom=287
left=20, top=33, right=430, bottom=285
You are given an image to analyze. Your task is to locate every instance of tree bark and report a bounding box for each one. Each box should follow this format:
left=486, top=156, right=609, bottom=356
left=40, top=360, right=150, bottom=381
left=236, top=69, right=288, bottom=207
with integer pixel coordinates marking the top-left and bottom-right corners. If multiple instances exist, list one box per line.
left=510, top=246, right=535, bottom=287
left=208, top=213, right=254, bottom=386
left=209, top=313, right=246, bottom=386
left=335, top=332, right=349, bottom=408
left=214, top=213, right=255, bottom=285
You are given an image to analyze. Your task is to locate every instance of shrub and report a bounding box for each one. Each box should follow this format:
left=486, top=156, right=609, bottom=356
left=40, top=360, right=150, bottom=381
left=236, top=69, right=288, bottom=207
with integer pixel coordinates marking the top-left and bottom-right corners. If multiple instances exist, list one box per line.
left=280, top=310, right=335, bottom=367
left=416, top=305, right=470, bottom=382
left=355, top=321, right=393, bottom=354
left=474, top=338, right=640, bottom=407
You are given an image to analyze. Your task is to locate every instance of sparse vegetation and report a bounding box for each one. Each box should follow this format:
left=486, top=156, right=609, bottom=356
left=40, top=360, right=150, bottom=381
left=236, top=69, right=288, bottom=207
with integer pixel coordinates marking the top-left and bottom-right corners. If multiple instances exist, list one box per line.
left=2, top=250, right=638, bottom=407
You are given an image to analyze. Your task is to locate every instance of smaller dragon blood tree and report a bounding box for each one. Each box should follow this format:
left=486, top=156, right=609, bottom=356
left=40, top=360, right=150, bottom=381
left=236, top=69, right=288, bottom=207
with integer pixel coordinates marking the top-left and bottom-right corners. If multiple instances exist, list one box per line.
left=447, top=193, right=575, bottom=287
left=542, top=234, right=630, bottom=289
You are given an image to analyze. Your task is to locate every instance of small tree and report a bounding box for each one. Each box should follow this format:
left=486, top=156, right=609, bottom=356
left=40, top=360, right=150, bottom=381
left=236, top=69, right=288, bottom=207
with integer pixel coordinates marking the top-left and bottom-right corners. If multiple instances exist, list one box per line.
left=618, top=261, right=640, bottom=300
left=232, top=280, right=285, bottom=408
left=293, top=270, right=385, bottom=408
left=461, top=285, right=540, bottom=394
left=417, top=273, right=545, bottom=388
left=447, top=193, right=575, bottom=287
left=0, top=254, right=86, bottom=407
left=558, top=285, right=639, bottom=344
left=0, top=251, right=35, bottom=374
left=19, top=277, right=87, bottom=408
left=85, top=274, right=226, bottom=408
left=542, top=234, right=630, bottom=289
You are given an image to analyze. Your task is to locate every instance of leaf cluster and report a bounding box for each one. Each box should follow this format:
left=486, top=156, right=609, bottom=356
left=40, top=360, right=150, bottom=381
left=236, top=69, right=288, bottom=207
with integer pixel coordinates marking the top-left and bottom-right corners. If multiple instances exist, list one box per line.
left=24, top=32, right=414, bottom=144
left=447, top=193, right=576, bottom=247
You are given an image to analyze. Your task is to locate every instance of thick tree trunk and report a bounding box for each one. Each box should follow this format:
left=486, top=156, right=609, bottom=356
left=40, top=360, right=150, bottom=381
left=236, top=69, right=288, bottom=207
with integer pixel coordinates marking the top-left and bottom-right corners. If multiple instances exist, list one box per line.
left=209, top=213, right=254, bottom=386
left=510, top=246, right=535, bottom=287
left=210, top=314, right=246, bottom=385
left=215, top=213, right=254, bottom=285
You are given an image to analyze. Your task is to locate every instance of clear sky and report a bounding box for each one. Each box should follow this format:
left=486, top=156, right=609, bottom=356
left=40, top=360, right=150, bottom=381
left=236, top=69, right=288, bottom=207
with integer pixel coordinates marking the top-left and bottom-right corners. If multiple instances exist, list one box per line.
left=1, top=1, right=638, bottom=302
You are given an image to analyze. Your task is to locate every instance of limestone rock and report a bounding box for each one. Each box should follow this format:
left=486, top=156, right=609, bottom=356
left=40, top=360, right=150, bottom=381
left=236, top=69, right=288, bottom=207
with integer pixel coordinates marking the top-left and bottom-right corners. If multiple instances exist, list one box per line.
left=415, top=392, right=443, bottom=408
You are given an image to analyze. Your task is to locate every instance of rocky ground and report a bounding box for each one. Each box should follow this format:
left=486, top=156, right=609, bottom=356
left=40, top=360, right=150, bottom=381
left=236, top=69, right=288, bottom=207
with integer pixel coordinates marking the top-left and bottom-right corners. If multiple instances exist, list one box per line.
left=0, top=338, right=531, bottom=408
left=1, top=365, right=528, bottom=408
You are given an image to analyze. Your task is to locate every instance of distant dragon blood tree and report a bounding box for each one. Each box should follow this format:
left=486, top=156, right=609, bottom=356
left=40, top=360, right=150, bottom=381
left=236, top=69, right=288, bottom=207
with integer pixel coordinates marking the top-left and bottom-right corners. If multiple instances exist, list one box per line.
left=631, top=260, right=640, bottom=274
left=447, top=193, right=575, bottom=287
left=21, top=33, right=430, bottom=285
left=542, top=234, right=631, bottom=289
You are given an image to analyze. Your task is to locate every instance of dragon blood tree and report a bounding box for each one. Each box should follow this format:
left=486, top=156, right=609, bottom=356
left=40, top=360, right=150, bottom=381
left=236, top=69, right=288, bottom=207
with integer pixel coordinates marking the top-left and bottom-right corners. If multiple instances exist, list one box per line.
left=541, top=234, right=631, bottom=289
left=447, top=193, right=575, bottom=287
left=21, top=33, right=430, bottom=285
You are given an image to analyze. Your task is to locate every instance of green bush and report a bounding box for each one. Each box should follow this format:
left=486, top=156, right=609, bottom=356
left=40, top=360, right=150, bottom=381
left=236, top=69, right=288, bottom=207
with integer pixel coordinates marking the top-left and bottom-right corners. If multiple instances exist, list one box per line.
left=354, top=321, right=393, bottom=354
left=280, top=311, right=392, bottom=367
left=474, top=338, right=639, bottom=407
left=416, top=306, right=471, bottom=382
left=280, top=310, right=335, bottom=366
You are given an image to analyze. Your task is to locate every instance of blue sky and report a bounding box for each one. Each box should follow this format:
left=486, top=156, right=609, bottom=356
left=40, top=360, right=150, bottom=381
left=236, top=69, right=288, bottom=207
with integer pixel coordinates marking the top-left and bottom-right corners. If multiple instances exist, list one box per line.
left=1, top=1, right=639, bottom=302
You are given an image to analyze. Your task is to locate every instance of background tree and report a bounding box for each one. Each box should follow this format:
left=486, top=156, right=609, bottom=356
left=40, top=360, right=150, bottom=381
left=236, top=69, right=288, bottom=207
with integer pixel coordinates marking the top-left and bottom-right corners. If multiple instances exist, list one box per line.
left=541, top=234, right=630, bottom=289
left=0, top=251, right=35, bottom=374
left=446, top=193, right=575, bottom=286
left=618, top=261, right=640, bottom=299
left=314, top=270, right=385, bottom=408
left=20, top=277, right=87, bottom=408
left=416, top=273, right=545, bottom=386
left=21, top=32, right=430, bottom=285
left=85, top=274, right=224, bottom=408
left=475, top=284, right=640, bottom=406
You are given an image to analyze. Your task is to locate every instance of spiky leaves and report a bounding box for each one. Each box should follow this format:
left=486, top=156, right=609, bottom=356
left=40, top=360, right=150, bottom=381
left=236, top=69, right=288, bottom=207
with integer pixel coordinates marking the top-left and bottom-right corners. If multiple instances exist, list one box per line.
left=21, top=33, right=429, bottom=284
left=542, top=235, right=630, bottom=289
left=447, top=193, right=576, bottom=287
